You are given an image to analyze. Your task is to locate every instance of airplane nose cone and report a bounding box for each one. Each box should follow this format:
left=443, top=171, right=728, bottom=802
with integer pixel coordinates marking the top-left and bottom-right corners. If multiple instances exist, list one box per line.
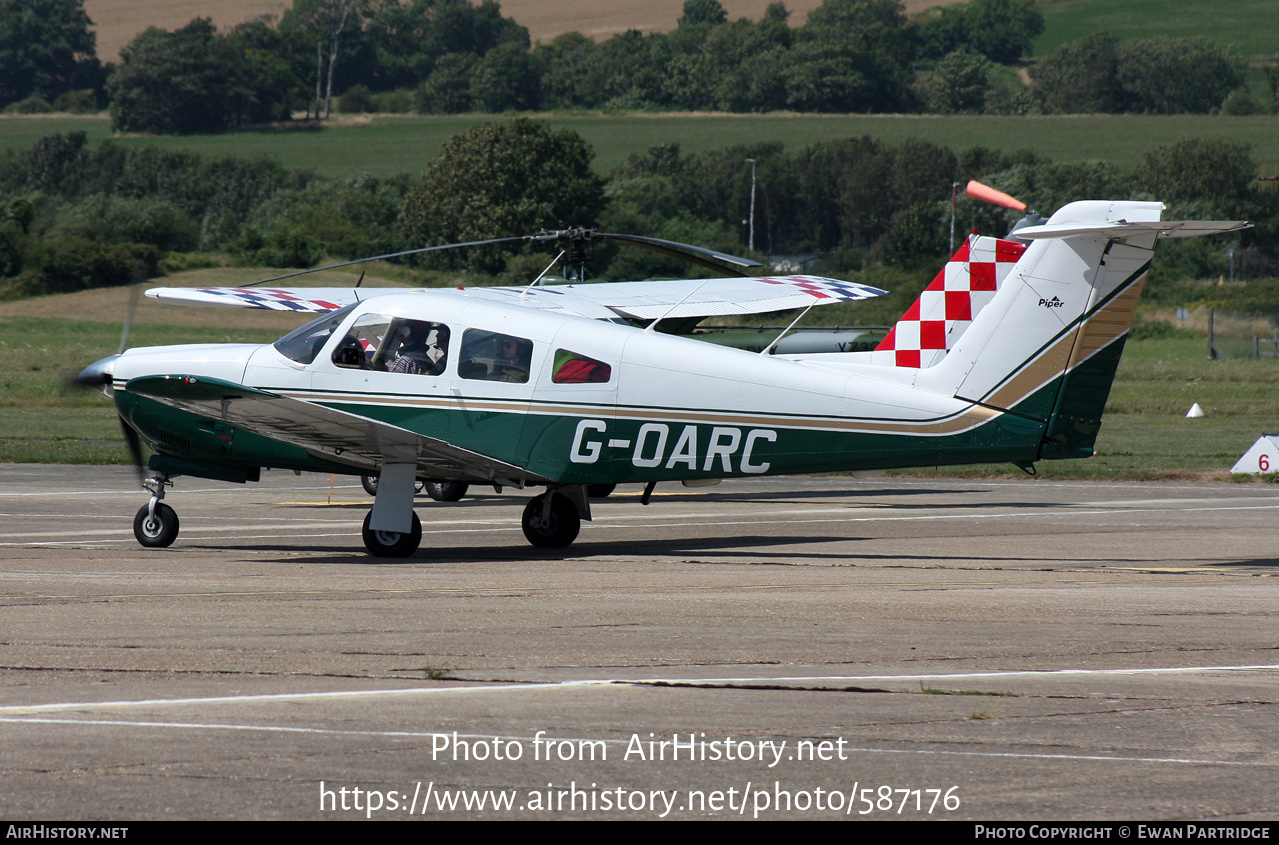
left=76, top=354, right=121, bottom=393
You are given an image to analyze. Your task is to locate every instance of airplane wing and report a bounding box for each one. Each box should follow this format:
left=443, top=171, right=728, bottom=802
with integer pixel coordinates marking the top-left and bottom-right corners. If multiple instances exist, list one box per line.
left=464, top=275, right=886, bottom=320
left=145, top=275, right=885, bottom=320
left=143, top=286, right=400, bottom=312
left=124, top=374, right=549, bottom=487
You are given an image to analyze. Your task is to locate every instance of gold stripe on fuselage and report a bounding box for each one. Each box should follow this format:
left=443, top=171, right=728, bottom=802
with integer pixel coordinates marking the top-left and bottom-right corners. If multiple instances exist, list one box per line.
left=279, top=391, right=1002, bottom=437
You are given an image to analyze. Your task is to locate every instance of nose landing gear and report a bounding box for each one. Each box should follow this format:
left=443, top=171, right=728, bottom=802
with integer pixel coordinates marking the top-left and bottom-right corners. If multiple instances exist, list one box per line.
left=133, top=474, right=178, bottom=548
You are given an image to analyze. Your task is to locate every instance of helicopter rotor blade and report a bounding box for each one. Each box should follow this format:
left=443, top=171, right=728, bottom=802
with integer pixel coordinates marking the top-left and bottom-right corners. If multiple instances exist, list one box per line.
left=527, top=229, right=763, bottom=278
left=594, top=232, right=762, bottom=277
left=245, top=229, right=764, bottom=287
left=244, top=235, right=532, bottom=286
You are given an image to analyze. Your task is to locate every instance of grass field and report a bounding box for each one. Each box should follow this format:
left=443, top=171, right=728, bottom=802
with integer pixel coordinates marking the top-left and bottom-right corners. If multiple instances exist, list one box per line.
left=3, top=278, right=1277, bottom=480
left=1035, top=0, right=1279, bottom=58
left=4, top=112, right=1279, bottom=178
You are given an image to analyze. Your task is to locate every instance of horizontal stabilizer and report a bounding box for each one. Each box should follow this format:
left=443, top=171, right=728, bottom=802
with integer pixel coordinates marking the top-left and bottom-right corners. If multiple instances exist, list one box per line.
left=1016, top=219, right=1251, bottom=241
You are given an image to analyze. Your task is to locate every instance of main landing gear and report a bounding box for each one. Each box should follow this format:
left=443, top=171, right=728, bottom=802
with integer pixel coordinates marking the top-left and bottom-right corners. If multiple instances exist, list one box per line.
left=127, top=473, right=593, bottom=555
left=361, top=510, right=422, bottom=557
left=133, top=474, right=178, bottom=548
left=521, top=490, right=581, bottom=548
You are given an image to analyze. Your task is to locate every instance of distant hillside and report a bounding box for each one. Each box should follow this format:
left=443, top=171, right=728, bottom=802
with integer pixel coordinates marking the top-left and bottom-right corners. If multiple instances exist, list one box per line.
left=1034, top=0, right=1278, bottom=58
left=84, top=0, right=963, bottom=62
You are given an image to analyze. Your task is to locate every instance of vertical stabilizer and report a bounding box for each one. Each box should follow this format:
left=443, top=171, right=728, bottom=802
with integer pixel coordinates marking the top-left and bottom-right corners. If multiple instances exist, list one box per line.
left=910, top=201, right=1248, bottom=460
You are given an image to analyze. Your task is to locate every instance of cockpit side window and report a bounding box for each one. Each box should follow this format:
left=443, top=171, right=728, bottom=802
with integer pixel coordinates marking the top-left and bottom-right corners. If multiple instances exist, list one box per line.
left=273, top=304, right=358, bottom=365
left=332, top=314, right=391, bottom=370
left=459, top=330, right=532, bottom=383
left=552, top=349, right=612, bottom=384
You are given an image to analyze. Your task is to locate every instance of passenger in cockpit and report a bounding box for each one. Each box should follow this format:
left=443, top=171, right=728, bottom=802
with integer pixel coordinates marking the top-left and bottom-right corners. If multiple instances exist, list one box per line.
left=390, top=321, right=448, bottom=376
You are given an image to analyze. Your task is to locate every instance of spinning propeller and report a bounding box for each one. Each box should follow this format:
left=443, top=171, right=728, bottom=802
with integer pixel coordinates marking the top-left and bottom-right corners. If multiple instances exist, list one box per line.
left=71, top=282, right=148, bottom=483
left=72, top=352, right=147, bottom=483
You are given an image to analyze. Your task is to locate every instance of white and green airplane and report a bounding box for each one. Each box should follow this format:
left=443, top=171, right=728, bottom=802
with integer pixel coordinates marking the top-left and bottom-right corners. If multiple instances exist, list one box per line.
left=78, top=201, right=1246, bottom=557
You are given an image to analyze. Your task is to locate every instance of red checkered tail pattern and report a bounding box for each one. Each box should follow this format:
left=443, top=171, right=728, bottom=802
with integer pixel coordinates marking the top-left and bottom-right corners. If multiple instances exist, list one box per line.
left=870, top=236, right=1026, bottom=368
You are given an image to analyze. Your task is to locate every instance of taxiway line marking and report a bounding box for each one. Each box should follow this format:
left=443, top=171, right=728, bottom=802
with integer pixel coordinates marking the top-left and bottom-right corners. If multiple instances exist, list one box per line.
left=0, top=716, right=1271, bottom=769
left=1, top=664, right=1273, bottom=716
left=6, top=502, right=1279, bottom=548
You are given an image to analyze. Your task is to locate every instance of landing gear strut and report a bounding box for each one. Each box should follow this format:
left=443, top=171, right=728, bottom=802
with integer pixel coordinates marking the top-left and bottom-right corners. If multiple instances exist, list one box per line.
left=133, top=474, right=178, bottom=548
left=521, top=491, right=581, bottom=548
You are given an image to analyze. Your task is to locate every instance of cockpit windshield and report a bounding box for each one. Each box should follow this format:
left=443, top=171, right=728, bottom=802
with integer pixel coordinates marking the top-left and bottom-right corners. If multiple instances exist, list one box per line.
left=272, top=303, right=358, bottom=364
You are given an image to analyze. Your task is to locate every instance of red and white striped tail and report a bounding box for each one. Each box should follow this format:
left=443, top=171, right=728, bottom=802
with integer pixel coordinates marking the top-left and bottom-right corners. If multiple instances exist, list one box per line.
left=870, top=236, right=1026, bottom=368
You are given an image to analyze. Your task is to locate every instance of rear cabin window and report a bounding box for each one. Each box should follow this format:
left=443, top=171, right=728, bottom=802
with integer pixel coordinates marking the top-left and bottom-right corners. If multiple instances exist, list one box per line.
left=459, top=330, right=532, bottom=384
left=552, top=349, right=612, bottom=384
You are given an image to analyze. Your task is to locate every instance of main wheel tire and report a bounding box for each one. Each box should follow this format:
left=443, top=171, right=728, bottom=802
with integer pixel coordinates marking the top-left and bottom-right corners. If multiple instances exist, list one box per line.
left=362, top=475, right=425, bottom=497
left=586, top=483, right=616, bottom=498
left=425, top=481, right=468, bottom=502
left=361, top=510, right=422, bottom=558
left=521, top=493, right=580, bottom=548
left=134, top=503, right=179, bottom=548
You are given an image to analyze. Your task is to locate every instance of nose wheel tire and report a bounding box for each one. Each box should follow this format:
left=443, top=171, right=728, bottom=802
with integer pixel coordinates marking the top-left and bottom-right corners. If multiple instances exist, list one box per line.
left=362, top=510, right=422, bottom=557
left=521, top=493, right=580, bottom=548
left=586, top=483, right=616, bottom=498
left=134, top=503, right=179, bottom=548
left=425, top=481, right=469, bottom=502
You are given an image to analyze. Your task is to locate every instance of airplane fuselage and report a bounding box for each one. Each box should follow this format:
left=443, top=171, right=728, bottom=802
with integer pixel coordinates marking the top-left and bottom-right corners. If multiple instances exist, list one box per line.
left=99, top=291, right=1050, bottom=488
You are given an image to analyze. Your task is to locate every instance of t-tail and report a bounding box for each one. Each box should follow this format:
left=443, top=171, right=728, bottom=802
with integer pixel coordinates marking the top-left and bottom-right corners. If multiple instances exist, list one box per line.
left=904, top=201, right=1248, bottom=460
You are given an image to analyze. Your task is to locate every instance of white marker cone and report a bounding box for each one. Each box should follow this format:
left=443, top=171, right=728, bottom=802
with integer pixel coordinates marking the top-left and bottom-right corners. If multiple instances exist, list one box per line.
left=1186, top=403, right=1205, bottom=418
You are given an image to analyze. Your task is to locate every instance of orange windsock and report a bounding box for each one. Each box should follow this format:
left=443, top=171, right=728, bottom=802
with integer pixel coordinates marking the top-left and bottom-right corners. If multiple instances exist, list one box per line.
left=966, top=180, right=1026, bottom=212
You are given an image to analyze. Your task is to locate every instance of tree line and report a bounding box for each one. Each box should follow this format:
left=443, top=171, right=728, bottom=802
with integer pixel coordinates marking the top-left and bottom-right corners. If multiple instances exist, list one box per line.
left=2, top=120, right=1274, bottom=306
left=0, top=0, right=1263, bottom=132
